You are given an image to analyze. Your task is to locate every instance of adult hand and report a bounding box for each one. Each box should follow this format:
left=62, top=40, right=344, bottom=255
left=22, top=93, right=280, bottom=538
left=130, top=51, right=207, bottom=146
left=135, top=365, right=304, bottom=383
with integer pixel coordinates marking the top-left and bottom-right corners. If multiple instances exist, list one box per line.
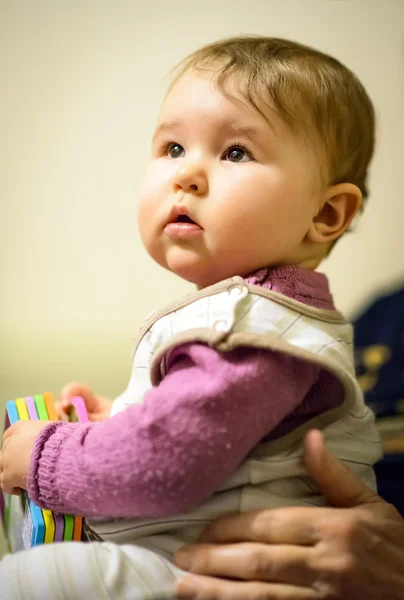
left=56, top=382, right=112, bottom=422
left=175, top=429, right=404, bottom=599
left=0, top=420, right=53, bottom=494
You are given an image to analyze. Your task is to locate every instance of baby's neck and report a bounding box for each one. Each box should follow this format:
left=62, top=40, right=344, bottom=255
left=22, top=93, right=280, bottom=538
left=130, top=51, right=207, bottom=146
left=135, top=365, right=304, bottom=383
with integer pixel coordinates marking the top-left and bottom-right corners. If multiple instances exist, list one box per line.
left=243, top=265, right=334, bottom=311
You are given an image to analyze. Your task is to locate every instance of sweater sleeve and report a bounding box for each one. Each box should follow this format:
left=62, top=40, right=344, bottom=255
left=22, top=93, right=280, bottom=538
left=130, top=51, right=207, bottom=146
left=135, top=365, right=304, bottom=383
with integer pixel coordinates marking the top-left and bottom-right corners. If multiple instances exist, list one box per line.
left=28, top=343, right=319, bottom=518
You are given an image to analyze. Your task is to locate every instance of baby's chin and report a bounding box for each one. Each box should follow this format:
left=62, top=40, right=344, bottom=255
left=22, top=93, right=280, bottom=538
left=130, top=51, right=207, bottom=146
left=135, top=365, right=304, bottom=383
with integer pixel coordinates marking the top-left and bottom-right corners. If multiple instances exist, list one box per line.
left=152, top=244, right=272, bottom=288
left=161, top=255, right=226, bottom=289
left=169, top=264, right=220, bottom=290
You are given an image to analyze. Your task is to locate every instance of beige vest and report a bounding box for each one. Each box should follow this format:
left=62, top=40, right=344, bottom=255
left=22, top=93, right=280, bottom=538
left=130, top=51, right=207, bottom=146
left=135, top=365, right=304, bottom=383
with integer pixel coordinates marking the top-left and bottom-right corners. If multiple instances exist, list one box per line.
left=88, top=277, right=382, bottom=559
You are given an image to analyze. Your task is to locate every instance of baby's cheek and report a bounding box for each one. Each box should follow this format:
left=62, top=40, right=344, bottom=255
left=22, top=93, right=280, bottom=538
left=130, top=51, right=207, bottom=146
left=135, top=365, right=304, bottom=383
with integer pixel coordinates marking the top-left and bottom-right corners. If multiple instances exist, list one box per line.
left=137, top=185, right=158, bottom=237
left=137, top=205, right=154, bottom=250
left=137, top=206, right=166, bottom=267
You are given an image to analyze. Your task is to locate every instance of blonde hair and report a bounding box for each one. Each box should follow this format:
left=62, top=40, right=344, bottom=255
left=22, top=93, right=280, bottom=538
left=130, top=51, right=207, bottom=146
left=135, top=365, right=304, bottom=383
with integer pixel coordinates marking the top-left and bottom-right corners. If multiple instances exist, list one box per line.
left=170, top=36, right=375, bottom=205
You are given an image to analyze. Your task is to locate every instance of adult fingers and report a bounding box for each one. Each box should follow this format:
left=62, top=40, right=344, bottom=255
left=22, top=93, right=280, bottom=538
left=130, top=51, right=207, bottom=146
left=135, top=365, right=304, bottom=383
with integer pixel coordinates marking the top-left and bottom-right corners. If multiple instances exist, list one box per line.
left=198, top=506, right=323, bottom=545
left=175, top=542, right=315, bottom=586
left=303, top=430, right=382, bottom=507
left=176, top=575, right=317, bottom=600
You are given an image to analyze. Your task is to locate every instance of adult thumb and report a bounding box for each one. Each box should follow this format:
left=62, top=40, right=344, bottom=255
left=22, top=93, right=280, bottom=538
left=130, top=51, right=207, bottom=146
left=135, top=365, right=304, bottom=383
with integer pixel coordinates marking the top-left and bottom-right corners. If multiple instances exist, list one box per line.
left=303, top=429, right=382, bottom=508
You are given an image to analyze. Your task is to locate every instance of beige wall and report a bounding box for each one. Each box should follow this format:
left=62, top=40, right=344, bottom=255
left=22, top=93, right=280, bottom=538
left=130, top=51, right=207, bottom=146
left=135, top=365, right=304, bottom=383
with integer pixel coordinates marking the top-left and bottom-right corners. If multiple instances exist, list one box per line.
left=1, top=0, right=403, bottom=556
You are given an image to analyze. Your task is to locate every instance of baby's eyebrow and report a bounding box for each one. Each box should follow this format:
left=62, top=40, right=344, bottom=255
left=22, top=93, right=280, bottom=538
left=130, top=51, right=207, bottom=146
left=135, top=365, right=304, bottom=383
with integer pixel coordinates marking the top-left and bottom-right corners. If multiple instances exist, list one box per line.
left=151, top=119, right=277, bottom=145
left=224, top=123, right=263, bottom=141
left=152, top=120, right=180, bottom=142
left=224, top=115, right=280, bottom=139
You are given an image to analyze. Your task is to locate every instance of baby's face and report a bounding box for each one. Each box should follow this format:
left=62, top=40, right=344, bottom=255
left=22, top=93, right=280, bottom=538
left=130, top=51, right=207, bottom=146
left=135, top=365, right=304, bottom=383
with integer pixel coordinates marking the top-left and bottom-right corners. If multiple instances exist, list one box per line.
left=138, top=71, right=324, bottom=288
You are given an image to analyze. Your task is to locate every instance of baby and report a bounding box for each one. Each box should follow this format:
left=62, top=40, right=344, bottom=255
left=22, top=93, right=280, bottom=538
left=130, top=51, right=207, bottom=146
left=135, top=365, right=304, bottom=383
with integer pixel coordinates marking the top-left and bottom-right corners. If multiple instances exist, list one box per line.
left=0, top=36, right=382, bottom=599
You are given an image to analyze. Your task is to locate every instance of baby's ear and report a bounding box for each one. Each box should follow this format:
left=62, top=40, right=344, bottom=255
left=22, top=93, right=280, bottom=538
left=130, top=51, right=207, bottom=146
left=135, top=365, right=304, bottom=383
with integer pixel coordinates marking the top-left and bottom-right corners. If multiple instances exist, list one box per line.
left=307, top=183, right=362, bottom=244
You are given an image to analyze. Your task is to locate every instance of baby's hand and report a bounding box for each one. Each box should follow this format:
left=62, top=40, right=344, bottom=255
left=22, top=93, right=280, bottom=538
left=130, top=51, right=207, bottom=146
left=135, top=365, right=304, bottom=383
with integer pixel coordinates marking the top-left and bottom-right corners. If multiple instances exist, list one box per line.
left=57, top=382, right=112, bottom=422
left=0, top=420, right=52, bottom=494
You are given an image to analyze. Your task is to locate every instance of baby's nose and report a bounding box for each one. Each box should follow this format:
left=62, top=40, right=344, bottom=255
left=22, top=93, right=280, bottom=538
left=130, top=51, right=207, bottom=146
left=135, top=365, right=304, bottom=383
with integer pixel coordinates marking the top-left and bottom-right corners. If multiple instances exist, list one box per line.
left=173, top=163, right=208, bottom=195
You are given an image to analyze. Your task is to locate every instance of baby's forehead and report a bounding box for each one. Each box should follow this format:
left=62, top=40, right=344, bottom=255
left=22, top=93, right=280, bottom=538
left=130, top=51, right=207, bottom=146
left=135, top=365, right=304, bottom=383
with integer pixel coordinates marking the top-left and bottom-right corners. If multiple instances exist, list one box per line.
left=164, top=68, right=259, bottom=107
left=158, top=70, right=283, bottom=134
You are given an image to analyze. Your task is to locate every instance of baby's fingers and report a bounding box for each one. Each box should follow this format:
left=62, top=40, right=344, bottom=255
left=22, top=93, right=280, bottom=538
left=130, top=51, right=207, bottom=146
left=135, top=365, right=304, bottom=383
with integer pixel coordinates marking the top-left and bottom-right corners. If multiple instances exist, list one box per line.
left=0, top=451, right=19, bottom=495
left=54, top=401, right=70, bottom=422
left=60, top=382, right=88, bottom=403
left=60, top=382, right=98, bottom=410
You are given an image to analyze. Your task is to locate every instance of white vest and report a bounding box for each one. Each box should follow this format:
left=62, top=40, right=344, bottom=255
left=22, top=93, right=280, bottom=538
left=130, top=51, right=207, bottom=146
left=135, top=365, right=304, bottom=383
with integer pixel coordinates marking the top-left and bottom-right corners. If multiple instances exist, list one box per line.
left=88, top=277, right=382, bottom=558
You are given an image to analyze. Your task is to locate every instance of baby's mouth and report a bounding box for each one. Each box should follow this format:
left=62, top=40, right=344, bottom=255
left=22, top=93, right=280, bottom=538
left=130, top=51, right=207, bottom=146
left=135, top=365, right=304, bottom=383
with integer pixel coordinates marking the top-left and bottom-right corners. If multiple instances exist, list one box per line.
left=164, top=210, right=203, bottom=238
left=176, top=215, right=197, bottom=224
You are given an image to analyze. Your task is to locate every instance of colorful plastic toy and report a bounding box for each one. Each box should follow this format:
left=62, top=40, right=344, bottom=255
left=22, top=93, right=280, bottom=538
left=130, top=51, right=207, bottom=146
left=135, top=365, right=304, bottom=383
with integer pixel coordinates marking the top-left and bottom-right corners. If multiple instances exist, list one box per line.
left=1, top=393, right=88, bottom=552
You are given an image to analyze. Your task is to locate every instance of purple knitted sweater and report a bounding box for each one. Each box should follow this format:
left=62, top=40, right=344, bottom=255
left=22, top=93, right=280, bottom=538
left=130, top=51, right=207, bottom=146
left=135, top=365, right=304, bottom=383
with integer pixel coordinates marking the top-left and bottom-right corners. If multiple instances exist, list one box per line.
left=28, top=266, right=342, bottom=518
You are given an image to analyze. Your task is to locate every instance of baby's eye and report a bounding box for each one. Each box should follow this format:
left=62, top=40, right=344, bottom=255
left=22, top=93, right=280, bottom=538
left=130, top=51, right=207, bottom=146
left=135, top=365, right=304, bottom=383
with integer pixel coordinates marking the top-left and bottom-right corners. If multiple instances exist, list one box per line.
left=167, top=143, right=185, bottom=159
left=223, top=146, right=253, bottom=163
